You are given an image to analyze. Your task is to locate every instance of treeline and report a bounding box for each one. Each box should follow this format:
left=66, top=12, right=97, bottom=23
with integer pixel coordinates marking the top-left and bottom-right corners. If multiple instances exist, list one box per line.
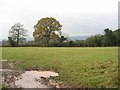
left=79, top=28, right=119, bottom=47
left=1, top=17, right=119, bottom=47
left=73, top=28, right=119, bottom=47
left=1, top=28, right=119, bottom=47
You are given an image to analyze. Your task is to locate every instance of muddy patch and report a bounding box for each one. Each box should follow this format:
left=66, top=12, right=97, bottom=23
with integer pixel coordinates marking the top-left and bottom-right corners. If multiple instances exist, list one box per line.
left=14, top=71, right=59, bottom=88
left=1, top=60, right=64, bottom=89
left=2, top=60, right=16, bottom=70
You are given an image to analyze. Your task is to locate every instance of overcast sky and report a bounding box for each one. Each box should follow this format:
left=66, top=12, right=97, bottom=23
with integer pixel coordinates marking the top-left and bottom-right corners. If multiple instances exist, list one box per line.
left=0, top=0, right=119, bottom=40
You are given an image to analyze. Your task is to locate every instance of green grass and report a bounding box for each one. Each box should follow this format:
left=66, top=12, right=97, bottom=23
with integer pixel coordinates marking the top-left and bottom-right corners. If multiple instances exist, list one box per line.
left=2, top=47, right=118, bottom=88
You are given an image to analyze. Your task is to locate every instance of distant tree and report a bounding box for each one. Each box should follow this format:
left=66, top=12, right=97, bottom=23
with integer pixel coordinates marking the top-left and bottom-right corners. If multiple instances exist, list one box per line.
left=60, top=36, right=67, bottom=42
left=59, top=36, right=67, bottom=46
left=113, top=29, right=120, bottom=46
left=102, top=28, right=116, bottom=46
left=9, top=23, right=27, bottom=46
left=93, top=35, right=102, bottom=47
left=33, top=17, right=62, bottom=46
left=8, top=37, right=16, bottom=47
left=74, top=40, right=84, bottom=47
left=1, top=39, right=9, bottom=47
left=84, top=34, right=103, bottom=47
left=69, top=41, right=74, bottom=47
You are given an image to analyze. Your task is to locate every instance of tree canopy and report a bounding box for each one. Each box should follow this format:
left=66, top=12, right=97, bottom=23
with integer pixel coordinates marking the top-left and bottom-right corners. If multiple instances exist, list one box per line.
left=9, top=23, right=27, bottom=46
left=102, top=28, right=117, bottom=46
left=33, top=17, right=62, bottom=46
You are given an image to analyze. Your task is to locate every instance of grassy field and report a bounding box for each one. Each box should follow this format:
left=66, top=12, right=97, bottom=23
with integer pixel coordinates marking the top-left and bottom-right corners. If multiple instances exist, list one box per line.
left=2, top=47, right=118, bottom=88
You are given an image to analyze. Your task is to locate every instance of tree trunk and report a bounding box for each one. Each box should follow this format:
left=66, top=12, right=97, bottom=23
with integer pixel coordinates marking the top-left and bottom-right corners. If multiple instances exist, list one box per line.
left=46, top=39, right=49, bottom=47
left=17, top=29, right=19, bottom=46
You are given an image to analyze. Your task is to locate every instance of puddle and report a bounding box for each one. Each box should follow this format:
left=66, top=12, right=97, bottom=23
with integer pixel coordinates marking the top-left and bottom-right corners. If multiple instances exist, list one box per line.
left=14, top=71, right=59, bottom=88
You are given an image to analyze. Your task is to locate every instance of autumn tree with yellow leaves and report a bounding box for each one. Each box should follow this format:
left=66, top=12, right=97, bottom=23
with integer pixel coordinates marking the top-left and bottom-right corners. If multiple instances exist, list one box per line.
left=33, top=17, right=62, bottom=46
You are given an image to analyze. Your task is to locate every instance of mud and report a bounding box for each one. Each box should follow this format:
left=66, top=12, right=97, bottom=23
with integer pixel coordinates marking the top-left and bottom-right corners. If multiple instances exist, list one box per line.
left=14, top=71, right=59, bottom=88
left=1, top=60, right=65, bottom=89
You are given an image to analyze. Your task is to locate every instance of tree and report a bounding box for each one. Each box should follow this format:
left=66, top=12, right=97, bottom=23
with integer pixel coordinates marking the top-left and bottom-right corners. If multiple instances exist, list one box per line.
left=85, top=35, right=102, bottom=47
left=33, top=17, right=62, bottom=46
left=60, top=36, right=67, bottom=42
left=58, top=36, right=67, bottom=46
left=8, top=37, right=16, bottom=47
left=69, top=41, right=74, bottom=47
left=113, top=29, right=120, bottom=46
left=1, top=39, right=9, bottom=47
left=102, top=28, right=116, bottom=46
left=9, top=23, right=27, bottom=46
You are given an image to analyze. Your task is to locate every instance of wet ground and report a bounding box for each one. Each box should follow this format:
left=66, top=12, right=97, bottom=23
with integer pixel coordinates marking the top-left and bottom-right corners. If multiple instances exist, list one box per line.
left=1, top=60, right=64, bottom=89
left=15, top=71, right=59, bottom=88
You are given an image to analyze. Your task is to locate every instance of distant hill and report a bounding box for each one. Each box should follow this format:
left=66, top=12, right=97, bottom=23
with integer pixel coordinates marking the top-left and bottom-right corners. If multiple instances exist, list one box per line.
left=69, top=36, right=89, bottom=40
left=27, top=37, right=34, bottom=41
